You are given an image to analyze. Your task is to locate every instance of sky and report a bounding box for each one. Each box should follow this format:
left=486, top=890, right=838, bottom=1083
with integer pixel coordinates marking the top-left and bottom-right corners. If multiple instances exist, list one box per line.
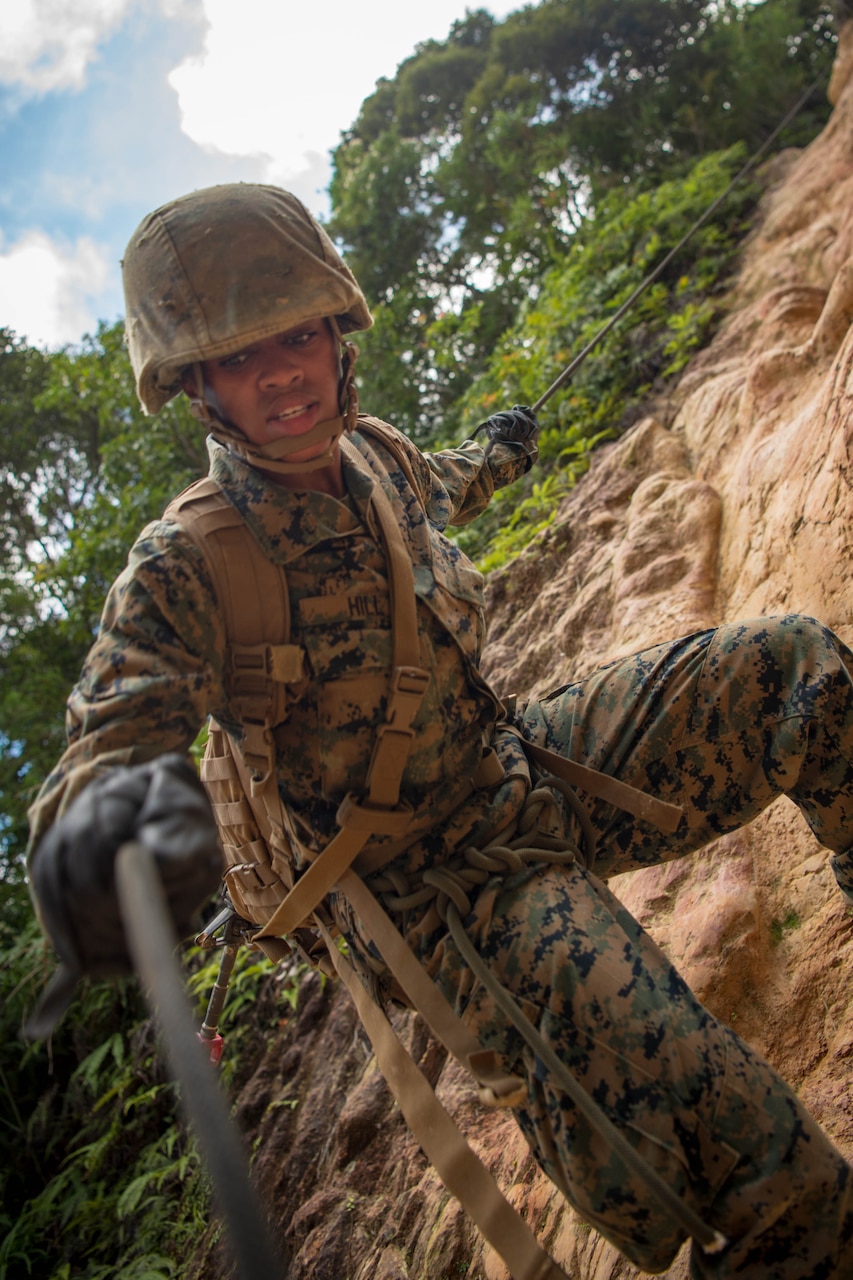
left=0, top=0, right=522, bottom=351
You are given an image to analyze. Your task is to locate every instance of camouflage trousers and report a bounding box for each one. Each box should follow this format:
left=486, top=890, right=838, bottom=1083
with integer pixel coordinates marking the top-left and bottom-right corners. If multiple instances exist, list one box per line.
left=429, top=616, right=853, bottom=1277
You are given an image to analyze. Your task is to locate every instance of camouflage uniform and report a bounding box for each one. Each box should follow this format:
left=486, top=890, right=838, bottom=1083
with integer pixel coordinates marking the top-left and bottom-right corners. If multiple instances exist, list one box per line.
left=425, top=616, right=853, bottom=1277
left=27, top=423, right=531, bottom=856
left=29, top=426, right=853, bottom=1278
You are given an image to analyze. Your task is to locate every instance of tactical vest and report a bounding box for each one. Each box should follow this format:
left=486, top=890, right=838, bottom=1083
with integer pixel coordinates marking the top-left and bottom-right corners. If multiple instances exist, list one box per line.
left=166, top=415, right=674, bottom=939
left=163, top=417, right=439, bottom=941
left=162, top=419, right=581, bottom=1276
left=165, top=418, right=689, bottom=1280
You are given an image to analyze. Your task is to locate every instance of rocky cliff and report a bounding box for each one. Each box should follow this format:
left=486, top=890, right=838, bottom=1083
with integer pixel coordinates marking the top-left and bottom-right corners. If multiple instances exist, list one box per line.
left=189, top=26, right=853, bottom=1280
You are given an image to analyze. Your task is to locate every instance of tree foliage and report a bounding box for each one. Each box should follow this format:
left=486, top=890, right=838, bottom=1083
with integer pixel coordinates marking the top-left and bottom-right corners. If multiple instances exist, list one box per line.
left=450, top=143, right=761, bottom=567
left=329, top=0, right=837, bottom=443
left=0, top=899, right=290, bottom=1280
left=0, top=323, right=208, bottom=872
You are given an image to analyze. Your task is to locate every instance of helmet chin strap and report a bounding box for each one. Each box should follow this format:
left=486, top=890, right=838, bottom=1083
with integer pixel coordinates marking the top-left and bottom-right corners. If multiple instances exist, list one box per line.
left=213, top=413, right=347, bottom=475
left=187, top=338, right=360, bottom=478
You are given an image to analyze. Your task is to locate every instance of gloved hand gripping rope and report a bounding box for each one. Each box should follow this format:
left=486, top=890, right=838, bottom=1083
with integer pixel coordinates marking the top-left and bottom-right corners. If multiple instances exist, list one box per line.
left=24, top=758, right=285, bottom=1280
left=474, top=404, right=540, bottom=468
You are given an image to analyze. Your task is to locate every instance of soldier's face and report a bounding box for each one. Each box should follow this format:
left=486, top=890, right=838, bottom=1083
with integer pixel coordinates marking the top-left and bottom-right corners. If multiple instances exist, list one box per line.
left=197, top=317, right=341, bottom=463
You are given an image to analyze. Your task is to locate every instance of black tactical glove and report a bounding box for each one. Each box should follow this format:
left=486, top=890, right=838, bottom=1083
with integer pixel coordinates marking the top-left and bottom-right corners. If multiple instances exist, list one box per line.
left=473, top=404, right=539, bottom=469
left=25, top=754, right=223, bottom=1039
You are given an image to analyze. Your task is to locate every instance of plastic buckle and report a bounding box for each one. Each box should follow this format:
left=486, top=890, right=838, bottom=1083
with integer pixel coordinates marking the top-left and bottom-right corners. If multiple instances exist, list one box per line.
left=231, top=644, right=272, bottom=675
left=391, top=666, right=430, bottom=698
left=385, top=666, right=430, bottom=731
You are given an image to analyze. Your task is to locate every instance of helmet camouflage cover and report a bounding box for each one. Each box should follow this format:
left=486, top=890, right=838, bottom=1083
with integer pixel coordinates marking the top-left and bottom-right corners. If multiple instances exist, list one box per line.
left=122, top=183, right=373, bottom=414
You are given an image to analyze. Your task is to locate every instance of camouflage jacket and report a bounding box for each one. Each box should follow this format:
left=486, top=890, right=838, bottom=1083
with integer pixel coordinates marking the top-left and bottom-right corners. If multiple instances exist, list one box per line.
left=28, top=419, right=534, bottom=884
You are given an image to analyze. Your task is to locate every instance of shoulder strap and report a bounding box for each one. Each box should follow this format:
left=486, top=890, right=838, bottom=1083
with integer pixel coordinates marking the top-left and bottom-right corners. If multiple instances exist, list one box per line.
left=355, top=415, right=428, bottom=511
left=167, top=479, right=306, bottom=942
left=164, top=478, right=305, bottom=782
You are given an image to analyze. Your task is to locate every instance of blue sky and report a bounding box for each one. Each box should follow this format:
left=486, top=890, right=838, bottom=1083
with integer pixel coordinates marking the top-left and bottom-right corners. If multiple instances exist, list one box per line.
left=0, top=0, right=521, bottom=350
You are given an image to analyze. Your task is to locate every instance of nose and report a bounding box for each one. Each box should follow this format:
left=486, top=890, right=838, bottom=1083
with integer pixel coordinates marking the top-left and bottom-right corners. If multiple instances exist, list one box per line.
left=258, top=340, right=302, bottom=388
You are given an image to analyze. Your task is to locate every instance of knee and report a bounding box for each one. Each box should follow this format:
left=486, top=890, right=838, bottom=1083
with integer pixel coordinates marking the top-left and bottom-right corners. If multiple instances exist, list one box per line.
left=756, top=614, right=853, bottom=698
left=775, top=613, right=848, bottom=661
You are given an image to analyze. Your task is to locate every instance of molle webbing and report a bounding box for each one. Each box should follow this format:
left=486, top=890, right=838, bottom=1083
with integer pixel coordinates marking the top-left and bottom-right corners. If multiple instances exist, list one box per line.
left=201, top=721, right=295, bottom=930
left=517, top=735, right=684, bottom=834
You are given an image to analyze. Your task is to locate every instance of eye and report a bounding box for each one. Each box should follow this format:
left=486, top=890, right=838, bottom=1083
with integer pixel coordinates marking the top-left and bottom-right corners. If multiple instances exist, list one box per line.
left=284, top=327, right=317, bottom=348
left=219, top=349, right=251, bottom=369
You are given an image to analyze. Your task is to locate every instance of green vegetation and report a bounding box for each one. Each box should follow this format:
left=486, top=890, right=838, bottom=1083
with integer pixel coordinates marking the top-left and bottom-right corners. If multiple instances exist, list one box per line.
left=0, top=896, right=290, bottom=1279
left=453, top=144, right=760, bottom=566
left=0, top=323, right=208, bottom=875
left=1, top=905, right=205, bottom=1280
left=770, top=907, right=803, bottom=946
left=331, top=0, right=835, bottom=445
left=0, top=1, right=843, bottom=1272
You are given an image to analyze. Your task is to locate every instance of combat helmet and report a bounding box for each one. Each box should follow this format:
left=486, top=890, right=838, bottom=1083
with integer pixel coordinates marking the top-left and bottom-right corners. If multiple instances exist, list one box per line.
left=122, top=182, right=373, bottom=473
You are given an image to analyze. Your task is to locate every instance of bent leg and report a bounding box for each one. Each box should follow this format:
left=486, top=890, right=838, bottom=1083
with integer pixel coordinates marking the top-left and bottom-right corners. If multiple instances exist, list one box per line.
left=435, top=864, right=853, bottom=1277
left=522, top=614, right=853, bottom=880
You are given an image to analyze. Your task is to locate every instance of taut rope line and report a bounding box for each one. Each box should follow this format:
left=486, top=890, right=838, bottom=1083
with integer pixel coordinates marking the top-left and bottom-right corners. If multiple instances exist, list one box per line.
left=532, top=77, right=823, bottom=414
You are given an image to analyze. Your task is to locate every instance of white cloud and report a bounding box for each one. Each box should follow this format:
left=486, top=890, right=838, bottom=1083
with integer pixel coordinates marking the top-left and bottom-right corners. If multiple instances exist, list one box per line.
left=168, top=0, right=522, bottom=212
left=0, top=231, right=112, bottom=348
left=0, top=0, right=134, bottom=93
left=0, top=0, right=203, bottom=96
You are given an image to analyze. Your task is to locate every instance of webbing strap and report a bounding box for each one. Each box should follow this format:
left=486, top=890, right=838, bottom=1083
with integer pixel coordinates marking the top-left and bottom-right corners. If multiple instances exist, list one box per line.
left=515, top=734, right=684, bottom=834
left=210, top=798, right=255, bottom=825
left=354, top=443, right=420, bottom=673
left=254, top=826, right=369, bottom=941
left=315, top=914, right=570, bottom=1280
left=342, top=437, right=431, bottom=812
left=358, top=415, right=427, bottom=505
left=167, top=480, right=301, bottom=782
left=256, top=459, right=431, bottom=940
left=339, top=870, right=523, bottom=1105
left=200, top=754, right=238, bottom=783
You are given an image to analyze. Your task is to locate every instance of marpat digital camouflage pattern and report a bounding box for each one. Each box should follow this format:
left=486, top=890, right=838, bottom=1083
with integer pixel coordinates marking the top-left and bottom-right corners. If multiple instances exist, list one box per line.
left=29, top=422, right=853, bottom=1277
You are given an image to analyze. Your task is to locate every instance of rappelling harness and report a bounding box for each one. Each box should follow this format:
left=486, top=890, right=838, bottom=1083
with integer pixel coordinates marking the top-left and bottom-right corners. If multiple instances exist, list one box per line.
left=165, top=414, right=727, bottom=1278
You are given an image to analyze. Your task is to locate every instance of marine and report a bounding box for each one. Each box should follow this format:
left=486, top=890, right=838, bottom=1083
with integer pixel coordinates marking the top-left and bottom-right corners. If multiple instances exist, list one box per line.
left=27, top=182, right=853, bottom=1277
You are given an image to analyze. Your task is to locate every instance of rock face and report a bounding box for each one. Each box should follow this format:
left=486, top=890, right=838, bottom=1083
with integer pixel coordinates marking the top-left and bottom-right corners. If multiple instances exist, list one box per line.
left=189, top=30, right=853, bottom=1280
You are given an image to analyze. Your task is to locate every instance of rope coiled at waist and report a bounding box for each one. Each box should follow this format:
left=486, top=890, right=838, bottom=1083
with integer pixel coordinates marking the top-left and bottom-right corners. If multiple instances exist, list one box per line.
left=367, top=775, right=595, bottom=917
left=365, top=776, right=727, bottom=1258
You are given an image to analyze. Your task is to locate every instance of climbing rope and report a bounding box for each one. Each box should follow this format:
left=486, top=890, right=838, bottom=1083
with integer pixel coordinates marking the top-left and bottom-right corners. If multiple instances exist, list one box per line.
left=368, top=780, right=585, bottom=914
left=115, top=842, right=285, bottom=1280
left=531, top=76, right=824, bottom=414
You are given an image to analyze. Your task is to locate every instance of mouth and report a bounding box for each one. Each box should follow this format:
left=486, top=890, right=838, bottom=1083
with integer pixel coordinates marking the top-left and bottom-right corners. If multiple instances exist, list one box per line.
left=269, top=402, right=313, bottom=423
left=265, top=400, right=320, bottom=438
